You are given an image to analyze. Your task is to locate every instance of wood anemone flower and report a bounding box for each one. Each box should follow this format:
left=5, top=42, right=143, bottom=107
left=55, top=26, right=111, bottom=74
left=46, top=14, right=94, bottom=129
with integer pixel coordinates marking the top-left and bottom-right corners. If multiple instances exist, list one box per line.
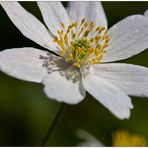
left=0, top=2, right=148, bottom=119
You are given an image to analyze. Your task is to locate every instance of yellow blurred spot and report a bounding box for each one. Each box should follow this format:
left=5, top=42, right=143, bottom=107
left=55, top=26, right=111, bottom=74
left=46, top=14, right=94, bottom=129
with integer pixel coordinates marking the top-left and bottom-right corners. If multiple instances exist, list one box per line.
left=112, top=129, right=147, bottom=147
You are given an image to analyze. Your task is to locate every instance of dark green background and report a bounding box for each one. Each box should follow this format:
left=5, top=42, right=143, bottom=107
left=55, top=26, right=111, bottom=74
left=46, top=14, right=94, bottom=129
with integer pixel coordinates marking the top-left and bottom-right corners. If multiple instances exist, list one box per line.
left=0, top=1, right=148, bottom=146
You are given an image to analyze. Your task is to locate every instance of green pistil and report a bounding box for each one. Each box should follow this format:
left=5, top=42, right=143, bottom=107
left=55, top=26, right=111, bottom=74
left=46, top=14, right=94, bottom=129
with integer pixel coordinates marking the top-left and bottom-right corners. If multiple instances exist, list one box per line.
left=73, top=38, right=90, bottom=50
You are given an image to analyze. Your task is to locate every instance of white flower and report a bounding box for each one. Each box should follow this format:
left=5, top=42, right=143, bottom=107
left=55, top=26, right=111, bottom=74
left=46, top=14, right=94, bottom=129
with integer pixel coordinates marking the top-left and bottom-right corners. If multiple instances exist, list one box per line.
left=0, top=2, right=148, bottom=119
left=76, top=130, right=104, bottom=147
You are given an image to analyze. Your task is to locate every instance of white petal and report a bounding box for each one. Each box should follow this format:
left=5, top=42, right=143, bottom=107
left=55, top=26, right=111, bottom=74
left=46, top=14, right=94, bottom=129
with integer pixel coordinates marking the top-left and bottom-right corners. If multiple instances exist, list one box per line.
left=0, top=2, right=57, bottom=51
left=77, top=130, right=105, bottom=147
left=0, top=47, right=48, bottom=83
left=144, top=9, right=148, bottom=16
left=37, top=2, right=70, bottom=36
left=82, top=73, right=133, bottom=119
left=102, top=14, right=148, bottom=62
left=42, top=71, right=86, bottom=104
left=67, top=1, right=107, bottom=28
left=93, top=63, right=148, bottom=97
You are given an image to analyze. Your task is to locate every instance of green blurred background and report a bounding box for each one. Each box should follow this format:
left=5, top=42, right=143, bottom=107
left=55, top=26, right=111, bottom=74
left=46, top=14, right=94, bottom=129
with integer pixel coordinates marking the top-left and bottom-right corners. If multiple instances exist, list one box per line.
left=0, top=1, right=148, bottom=146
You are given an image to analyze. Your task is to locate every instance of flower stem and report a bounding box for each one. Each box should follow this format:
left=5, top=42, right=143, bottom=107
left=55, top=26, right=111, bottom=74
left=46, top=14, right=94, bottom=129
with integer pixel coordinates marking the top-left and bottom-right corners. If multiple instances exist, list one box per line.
left=40, top=103, right=64, bottom=146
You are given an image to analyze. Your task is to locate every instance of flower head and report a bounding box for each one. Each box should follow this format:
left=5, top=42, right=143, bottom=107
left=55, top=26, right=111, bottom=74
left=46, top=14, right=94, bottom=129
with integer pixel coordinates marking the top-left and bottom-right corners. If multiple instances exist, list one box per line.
left=0, top=2, right=148, bottom=119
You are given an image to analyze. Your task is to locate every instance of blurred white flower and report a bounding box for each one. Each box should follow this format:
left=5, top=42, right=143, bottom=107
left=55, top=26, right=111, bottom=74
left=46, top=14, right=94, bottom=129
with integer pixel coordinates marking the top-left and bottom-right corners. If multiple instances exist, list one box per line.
left=76, top=130, right=104, bottom=147
left=76, top=129, right=147, bottom=146
left=0, top=2, right=148, bottom=119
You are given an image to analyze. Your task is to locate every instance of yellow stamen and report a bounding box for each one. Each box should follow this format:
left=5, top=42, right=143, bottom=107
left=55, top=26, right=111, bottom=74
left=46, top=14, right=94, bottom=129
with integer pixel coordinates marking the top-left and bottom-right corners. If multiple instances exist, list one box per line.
left=84, top=30, right=90, bottom=37
left=89, top=22, right=95, bottom=31
left=81, top=18, right=86, bottom=25
left=53, top=18, right=110, bottom=68
left=66, top=53, right=73, bottom=61
left=60, top=22, right=65, bottom=29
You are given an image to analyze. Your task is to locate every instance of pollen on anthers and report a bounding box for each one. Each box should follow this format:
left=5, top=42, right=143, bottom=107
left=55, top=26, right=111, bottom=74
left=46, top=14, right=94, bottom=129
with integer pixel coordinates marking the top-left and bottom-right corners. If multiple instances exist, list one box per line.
left=53, top=18, right=110, bottom=68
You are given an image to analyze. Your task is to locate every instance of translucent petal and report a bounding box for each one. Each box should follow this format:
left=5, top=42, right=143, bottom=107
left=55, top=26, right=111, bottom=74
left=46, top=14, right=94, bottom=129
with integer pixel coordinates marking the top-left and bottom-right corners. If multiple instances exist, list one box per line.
left=93, top=63, right=148, bottom=97
left=82, top=73, right=133, bottom=119
left=103, top=14, right=148, bottom=62
left=0, top=2, right=57, bottom=51
left=43, top=71, right=86, bottom=104
left=0, top=47, right=48, bottom=83
left=37, top=2, right=70, bottom=36
left=67, top=1, right=107, bottom=28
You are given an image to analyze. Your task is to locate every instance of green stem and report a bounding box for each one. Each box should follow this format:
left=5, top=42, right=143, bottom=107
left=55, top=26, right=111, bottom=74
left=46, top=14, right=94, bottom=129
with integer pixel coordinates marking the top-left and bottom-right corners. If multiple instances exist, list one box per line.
left=40, top=103, right=64, bottom=146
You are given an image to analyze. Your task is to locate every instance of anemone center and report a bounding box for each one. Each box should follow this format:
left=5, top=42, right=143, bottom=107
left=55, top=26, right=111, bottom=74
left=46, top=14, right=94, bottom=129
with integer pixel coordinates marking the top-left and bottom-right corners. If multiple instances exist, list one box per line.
left=73, top=38, right=90, bottom=49
left=53, top=18, right=110, bottom=68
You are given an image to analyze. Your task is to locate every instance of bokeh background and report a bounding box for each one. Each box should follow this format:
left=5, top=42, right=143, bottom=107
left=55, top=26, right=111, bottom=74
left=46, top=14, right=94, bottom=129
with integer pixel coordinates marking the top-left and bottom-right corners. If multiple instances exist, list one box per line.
left=0, top=1, right=148, bottom=146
